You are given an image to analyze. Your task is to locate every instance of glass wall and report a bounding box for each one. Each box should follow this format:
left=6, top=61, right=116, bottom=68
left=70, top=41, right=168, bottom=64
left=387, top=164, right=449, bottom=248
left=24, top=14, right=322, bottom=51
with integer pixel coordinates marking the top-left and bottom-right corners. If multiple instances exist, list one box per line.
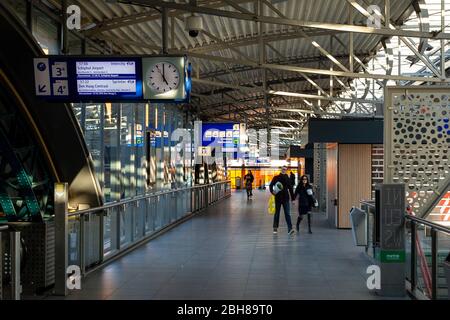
left=33, top=8, right=59, bottom=55
left=5, top=0, right=26, bottom=25
left=72, top=103, right=192, bottom=202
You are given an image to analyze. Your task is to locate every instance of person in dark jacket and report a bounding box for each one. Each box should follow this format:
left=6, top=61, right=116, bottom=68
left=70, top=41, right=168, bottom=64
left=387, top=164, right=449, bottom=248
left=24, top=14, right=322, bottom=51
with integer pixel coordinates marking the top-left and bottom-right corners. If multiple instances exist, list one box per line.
left=293, top=175, right=316, bottom=234
left=269, top=166, right=295, bottom=235
left=244, top=170, right=255, bottom=198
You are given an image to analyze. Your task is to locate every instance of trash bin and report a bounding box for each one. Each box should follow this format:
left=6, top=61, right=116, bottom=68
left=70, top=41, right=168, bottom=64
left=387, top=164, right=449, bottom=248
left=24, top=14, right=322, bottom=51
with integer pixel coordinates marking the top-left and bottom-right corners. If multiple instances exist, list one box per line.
left=350, top=207, right=367, bottom=246
left=445, top=252, right=450, bottom=299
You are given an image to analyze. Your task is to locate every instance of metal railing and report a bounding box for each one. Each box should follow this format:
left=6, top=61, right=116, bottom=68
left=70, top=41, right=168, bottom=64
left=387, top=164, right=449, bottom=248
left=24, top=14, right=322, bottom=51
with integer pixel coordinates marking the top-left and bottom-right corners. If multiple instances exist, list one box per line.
left=405, top=215, right=450, bottom=300
left=66, top=181, right=231, bottom=275
left=359, top=200, right=450, bottom=300
left=359, top=200, right=377, bottom=258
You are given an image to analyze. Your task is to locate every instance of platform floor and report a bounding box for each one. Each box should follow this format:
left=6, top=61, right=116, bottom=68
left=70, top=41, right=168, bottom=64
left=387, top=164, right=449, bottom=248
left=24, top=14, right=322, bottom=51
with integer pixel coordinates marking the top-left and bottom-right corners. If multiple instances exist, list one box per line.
left=50, top=190, right=387, bottom=300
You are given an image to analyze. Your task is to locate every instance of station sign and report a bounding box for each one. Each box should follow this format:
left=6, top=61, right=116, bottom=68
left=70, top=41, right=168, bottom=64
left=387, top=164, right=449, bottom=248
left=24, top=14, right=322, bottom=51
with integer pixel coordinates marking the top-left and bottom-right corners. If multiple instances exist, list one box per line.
left=201, top=123, right=248, bottom=159
left=33, top=55, right=191, bottom=103
left=201, top=123, right=242, bottom=150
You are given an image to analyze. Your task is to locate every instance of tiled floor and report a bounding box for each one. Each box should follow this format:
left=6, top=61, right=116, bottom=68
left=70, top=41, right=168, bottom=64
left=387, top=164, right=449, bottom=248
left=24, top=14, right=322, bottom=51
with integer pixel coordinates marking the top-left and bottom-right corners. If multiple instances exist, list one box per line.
left=46, top=190, right=387, bottom=300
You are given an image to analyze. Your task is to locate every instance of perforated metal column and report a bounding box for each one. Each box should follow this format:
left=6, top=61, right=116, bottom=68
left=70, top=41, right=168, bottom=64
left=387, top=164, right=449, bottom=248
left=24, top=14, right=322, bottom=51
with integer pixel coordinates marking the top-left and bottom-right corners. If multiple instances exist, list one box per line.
left=384, top=87, right=450, bottom=218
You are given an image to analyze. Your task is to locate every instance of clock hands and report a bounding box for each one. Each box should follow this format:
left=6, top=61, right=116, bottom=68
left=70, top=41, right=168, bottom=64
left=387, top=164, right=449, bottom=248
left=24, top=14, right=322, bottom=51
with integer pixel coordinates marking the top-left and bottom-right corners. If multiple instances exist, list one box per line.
left=152, top=63, right=178, bottom=93
left=157, top=63, right=169, bottom=85
left=162, top=64, right=169, bottom=85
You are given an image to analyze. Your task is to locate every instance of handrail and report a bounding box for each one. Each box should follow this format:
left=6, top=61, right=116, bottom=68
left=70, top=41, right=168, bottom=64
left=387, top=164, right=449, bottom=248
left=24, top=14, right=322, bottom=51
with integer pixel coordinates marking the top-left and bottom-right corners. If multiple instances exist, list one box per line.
left=359, top=201, right=449, bottom=299
left=405, top=215, right=450, bottom=234
left=0, top=225, right=8, bottom=231
left=68, top=180, right=231, bottom=217
left=406, top=213, right=450, bottom=300
left=360, top=200, right=375, bottom=208
left=62, top=179, right=231, bottom=279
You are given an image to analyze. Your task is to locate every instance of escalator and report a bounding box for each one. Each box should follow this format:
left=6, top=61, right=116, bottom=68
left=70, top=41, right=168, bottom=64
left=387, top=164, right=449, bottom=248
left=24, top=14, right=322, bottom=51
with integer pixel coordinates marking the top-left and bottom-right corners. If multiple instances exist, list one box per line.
left=0, top=2, right=103, bottom=294
left=0, top=1, right=103, bottom=220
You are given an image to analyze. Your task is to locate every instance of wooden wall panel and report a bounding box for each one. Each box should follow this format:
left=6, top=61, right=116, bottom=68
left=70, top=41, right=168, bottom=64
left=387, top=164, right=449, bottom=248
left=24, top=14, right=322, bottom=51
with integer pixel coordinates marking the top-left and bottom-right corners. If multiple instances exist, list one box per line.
left=326, top=143, right=338, bottom=227
left=338, top=144, right=372, bottom=229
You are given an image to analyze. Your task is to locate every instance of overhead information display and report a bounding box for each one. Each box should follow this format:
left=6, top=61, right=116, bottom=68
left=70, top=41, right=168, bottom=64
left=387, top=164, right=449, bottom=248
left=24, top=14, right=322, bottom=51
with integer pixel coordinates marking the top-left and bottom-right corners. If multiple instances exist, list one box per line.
left=201, top=123, right=247, bottom=156
left=33, top=55, right=191, bottom=103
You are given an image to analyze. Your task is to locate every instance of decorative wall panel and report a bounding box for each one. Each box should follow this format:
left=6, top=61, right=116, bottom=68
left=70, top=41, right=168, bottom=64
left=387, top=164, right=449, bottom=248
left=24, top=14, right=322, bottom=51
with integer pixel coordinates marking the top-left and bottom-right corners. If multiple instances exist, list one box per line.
left=385, top=87, right=450, bottom=218
left=371, top=144, right=384, bottom=199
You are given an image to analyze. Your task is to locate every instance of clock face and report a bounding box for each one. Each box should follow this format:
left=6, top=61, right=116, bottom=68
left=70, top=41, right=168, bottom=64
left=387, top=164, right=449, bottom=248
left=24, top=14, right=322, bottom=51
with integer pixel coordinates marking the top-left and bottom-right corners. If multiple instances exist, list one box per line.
left=147, top=62, right=181, bottom=94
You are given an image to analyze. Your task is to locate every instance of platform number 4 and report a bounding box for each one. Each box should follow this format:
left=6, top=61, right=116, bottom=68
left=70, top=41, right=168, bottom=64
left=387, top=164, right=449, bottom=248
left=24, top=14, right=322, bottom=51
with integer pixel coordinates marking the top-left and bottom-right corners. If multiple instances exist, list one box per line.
left=53, top=80, right=69, bottom=96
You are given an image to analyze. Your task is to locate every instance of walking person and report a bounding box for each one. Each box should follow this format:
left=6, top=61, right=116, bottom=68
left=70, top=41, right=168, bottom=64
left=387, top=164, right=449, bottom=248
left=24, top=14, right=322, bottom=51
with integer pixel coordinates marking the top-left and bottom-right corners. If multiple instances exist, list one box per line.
left=269, top=166, right=295, bottom=235
left=244, top=170, right=254, bottom=199
left=293, top=175, right=316, bottom=234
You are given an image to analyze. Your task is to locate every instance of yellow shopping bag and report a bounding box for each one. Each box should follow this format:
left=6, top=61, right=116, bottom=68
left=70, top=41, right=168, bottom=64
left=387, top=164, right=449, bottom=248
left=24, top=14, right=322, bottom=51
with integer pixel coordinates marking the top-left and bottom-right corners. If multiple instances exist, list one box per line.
left=268, top=195, right=276, bottom=215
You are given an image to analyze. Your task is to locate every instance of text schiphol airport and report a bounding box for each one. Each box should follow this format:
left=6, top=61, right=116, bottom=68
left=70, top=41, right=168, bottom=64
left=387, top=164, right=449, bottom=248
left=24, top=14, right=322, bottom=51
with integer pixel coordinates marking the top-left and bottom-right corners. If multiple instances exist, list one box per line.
left=76, top=61, right=136, bottom=76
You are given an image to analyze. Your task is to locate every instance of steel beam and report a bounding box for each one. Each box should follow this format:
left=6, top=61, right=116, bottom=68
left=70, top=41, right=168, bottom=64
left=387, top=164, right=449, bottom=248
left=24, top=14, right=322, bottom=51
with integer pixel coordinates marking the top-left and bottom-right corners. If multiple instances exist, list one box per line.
left=347, top=0, right=443, bottom=78
left=122, top=0, right=450, bottom=39
left=85, top=0, right=250, bottom=34
left=190, top=29, right=344, bottom=53
left=192, top=78, right=381, bottom=104
left=162, top=7, right=168, bottom=54
left=189, top=52, right=449, bottom=83
left=222, top=0, right=253, bottom=14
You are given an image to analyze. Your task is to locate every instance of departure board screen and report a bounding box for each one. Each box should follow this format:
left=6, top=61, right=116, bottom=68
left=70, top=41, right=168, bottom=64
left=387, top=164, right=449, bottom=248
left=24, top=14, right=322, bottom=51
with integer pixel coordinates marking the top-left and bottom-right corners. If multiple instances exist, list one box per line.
left=34, top=57, right=144, bottom=101
left=74, top=60, right=142, bottom=99
left=75, top=61, right=136, bottom=96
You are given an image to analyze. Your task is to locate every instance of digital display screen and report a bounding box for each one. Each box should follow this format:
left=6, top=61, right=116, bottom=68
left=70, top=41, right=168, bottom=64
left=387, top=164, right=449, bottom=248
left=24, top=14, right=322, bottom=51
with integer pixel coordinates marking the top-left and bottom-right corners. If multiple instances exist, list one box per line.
left=74, top=60, right=142, bottom=99
left=201, top=123, right=240, bottom=149
left=35, top=57, right=143, bottom=101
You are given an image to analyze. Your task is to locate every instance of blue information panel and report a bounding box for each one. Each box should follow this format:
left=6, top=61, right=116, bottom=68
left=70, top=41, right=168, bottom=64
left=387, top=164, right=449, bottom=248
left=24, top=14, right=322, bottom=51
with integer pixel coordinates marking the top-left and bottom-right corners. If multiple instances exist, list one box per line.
left=201, top=123, right=243, bottom=157
left=75, top=59, right=142, bottom=100
left=202, top=123, right=239, bottom=146
left=33, top=55, right=191, bottom=103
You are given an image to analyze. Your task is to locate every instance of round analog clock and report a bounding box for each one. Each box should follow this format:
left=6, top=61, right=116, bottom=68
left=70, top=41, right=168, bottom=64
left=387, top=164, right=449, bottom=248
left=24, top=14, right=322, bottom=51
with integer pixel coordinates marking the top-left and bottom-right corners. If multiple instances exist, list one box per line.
left=147, top=62, right=181, bottom=93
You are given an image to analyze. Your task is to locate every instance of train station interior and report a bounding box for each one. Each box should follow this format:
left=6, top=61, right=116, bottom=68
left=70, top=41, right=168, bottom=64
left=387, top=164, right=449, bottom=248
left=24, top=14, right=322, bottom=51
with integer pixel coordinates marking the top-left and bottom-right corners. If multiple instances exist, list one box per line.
left=0, top=0, right=449, bottom=302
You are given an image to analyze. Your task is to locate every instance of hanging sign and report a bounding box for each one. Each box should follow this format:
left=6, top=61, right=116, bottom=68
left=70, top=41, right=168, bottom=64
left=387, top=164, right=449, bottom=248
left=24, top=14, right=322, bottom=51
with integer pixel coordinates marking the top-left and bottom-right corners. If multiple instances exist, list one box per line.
left=33, top=55, right=191, bottom=103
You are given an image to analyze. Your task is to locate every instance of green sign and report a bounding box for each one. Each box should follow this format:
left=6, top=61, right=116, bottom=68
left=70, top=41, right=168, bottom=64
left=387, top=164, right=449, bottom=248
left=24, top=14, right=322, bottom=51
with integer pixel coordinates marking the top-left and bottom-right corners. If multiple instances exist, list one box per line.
left=380, top=250, right=405, bottom=263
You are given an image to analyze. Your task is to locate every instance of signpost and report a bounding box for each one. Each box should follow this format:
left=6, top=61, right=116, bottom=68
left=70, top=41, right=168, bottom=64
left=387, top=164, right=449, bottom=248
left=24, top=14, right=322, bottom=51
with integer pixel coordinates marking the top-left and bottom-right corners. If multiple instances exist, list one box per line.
left=33, top=55, right=191, bottom=103
left=375, top=183, right=406, bottom=297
